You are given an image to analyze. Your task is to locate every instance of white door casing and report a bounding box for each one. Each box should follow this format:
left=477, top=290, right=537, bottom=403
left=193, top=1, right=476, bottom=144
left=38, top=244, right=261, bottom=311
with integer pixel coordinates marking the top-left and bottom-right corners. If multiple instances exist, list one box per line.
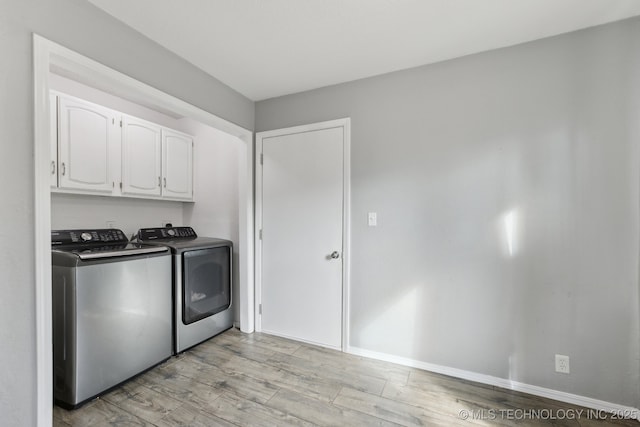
left=256, top=119, right=351, bottom=350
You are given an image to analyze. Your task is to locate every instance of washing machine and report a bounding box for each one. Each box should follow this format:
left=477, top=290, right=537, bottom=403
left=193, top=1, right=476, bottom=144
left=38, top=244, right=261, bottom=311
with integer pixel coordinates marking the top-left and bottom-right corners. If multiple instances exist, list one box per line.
left=51, top=228, right=172, bottom=408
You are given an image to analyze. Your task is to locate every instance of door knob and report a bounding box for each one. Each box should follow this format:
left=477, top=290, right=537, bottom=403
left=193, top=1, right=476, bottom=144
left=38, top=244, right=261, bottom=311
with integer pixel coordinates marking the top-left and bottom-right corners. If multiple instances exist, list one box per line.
left=330, top=251, right=340, bottom=259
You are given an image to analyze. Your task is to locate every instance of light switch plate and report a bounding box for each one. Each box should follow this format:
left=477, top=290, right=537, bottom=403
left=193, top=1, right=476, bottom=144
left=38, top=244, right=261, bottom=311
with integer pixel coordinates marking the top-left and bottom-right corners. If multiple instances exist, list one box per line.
left=368, top=212, right=377, bottom=227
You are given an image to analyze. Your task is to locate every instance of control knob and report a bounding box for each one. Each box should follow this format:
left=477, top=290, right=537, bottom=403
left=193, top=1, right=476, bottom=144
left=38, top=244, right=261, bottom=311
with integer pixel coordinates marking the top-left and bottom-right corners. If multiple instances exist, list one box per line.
left=80, top=232, right=93, bottom=242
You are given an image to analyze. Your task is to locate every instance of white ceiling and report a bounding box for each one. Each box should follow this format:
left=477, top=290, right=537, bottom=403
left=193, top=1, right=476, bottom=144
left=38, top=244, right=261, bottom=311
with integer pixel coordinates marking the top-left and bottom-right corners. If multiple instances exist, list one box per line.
left=88, top=0, right=640, bottom=101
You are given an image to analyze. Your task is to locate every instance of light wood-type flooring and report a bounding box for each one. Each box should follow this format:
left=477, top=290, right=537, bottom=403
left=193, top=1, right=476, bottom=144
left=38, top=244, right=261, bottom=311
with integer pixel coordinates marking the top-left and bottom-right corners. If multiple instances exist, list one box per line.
left=53, top=328, right=637, bottom=426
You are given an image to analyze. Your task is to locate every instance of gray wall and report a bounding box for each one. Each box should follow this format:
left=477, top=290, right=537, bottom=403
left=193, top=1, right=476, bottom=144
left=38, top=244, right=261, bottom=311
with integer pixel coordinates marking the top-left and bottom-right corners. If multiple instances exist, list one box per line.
left=0, top=0, right=253, bottom=425
left=256, top=18, right=640, bottom=407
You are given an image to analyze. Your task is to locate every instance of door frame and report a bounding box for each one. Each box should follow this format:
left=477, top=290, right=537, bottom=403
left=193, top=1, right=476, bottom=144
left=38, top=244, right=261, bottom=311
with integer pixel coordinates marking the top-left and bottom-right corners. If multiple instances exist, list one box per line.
left=255, top=118, right=351, bottom=350
left=33, top=35, right=254, bottom=426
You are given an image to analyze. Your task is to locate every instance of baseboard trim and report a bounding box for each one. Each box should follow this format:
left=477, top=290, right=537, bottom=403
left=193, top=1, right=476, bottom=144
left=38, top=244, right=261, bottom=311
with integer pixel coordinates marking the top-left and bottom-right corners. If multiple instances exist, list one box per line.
left=262, top=329, right=342, bottom=352
left=347, top=346, right=640, bottom=421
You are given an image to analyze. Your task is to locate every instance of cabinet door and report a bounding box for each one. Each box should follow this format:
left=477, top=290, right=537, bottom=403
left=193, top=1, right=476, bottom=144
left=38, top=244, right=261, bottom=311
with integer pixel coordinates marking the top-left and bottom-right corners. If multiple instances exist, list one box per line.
left=121, top=115, right=162, bottom=197
left=50, top=94, right=58, bottom=188
left=58, top=96, right=116, bottom=193
left=162, top=129, right=193, bottom=200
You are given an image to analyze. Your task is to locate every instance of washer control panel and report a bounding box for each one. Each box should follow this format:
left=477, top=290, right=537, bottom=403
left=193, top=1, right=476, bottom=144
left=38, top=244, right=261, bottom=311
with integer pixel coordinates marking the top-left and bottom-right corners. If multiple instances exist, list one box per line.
left=138, top=227, right=197, bottom=241
left=51, top=229, right=127, bottom=246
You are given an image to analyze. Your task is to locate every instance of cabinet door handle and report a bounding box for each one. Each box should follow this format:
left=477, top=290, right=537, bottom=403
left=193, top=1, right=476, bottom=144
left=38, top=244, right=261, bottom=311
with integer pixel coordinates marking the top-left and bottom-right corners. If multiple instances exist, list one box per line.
left=61, top=162, right=66, bottom=176
left=51, top=161, right=56, bottom=175
left=158, top=176, right=161, bottom=187
left=163, top=177, right=166, bottom=188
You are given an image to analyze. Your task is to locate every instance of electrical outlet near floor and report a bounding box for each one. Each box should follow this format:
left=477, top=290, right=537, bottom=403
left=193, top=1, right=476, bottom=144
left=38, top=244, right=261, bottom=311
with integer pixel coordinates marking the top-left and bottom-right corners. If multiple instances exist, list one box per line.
left=555, top=354, right=570, bottom=374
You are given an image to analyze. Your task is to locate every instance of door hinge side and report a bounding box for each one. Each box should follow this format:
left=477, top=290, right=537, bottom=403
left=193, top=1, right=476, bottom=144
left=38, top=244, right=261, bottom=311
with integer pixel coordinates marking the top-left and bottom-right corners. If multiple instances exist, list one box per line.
left=120, top=120, right=123, bottom=127
left=259, top=229, right=262, bottom=240
left=259, top=304, right=262, bottom=315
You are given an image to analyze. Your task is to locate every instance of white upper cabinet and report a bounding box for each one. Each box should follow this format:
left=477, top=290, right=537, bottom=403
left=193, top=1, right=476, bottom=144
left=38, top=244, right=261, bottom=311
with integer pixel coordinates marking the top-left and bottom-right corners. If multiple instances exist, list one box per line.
left=121, top=115, right=162, bottom=197
left=57, top=96, right=117, bottom=193
left=162, top=129, right=194, bottom=201
left=50, top=94, right=58, bottom=188
left=51, top=91, right=194, bottom=201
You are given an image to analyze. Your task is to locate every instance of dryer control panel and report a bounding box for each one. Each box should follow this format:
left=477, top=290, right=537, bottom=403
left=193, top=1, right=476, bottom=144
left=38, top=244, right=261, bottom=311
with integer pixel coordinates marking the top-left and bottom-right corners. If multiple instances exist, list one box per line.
left=138, top=227, right=197, bottom=241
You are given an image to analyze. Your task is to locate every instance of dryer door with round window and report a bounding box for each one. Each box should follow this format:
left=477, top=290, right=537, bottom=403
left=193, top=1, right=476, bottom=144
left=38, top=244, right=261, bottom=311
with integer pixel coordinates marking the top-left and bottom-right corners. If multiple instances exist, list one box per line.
left=182, top=246, right=231, bottom=325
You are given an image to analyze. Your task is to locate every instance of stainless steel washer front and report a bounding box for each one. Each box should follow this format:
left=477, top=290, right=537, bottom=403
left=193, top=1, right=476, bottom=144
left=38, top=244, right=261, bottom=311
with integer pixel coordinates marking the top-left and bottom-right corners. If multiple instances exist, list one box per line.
left=51, top=229, right=172, bottom=409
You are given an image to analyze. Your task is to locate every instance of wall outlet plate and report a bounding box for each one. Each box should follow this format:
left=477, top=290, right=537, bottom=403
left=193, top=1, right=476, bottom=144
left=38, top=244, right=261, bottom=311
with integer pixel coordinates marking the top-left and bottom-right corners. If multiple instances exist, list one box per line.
left=555, top=354, right=570, bottom=374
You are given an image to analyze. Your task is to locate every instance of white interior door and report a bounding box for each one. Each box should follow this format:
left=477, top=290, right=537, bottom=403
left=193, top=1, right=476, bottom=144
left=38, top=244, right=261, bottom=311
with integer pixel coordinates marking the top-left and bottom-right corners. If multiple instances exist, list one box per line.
left=258, top=121, right=348, bottom=350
